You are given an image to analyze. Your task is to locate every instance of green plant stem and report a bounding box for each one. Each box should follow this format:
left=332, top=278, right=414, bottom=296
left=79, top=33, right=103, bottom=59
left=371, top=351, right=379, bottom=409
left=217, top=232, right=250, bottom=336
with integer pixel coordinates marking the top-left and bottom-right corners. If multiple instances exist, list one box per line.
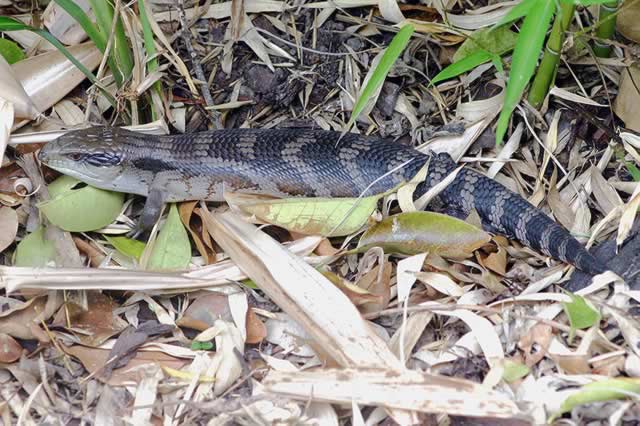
left=593, top=1, right=619, bottom=58
left=88, top=0, right=133, bottom=86
left=528, top=2, right=574, bottom=109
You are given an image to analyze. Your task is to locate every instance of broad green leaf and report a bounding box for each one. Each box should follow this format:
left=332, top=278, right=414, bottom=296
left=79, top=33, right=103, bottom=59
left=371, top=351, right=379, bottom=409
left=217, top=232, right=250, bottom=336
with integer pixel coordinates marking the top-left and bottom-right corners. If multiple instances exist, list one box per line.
left=357, top=211, right=491, bottom=258
left=493, top=0, right=540, bottom=28
left=431, top=50, right=493, bottom=85
left=225, top=192, right=382, bottom=237
left=495, top=0, right=556, bottom=144
left=105, top=235, right=146, bottom=260
left=554, top=378, right=640, bottom=420
left=13, top=227, right=56, bottom=267
left=562, top=292, right=601, bottom=341
left=453, top=27, right=519, bottom=63
left=0, top=38, right=25, bottom=64
left=38, top=176, right=124, bottom=232
left=347, top=24, right=414, bottom=128
left=502, top=360, right=530, bottom=383
left=148, top=204, right=191, bottom=271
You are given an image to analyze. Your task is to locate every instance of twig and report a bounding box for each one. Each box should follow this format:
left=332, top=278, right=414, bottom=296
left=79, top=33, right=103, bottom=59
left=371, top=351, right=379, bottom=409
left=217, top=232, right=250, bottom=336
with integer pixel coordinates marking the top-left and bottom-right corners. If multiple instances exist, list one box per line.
left=176, top=0, right=222, bottom=128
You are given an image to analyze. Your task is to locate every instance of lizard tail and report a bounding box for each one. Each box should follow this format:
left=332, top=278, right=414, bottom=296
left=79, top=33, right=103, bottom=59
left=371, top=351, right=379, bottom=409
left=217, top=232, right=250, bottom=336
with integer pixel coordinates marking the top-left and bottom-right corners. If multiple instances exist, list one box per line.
left=421, top=153, right=608, bottom=275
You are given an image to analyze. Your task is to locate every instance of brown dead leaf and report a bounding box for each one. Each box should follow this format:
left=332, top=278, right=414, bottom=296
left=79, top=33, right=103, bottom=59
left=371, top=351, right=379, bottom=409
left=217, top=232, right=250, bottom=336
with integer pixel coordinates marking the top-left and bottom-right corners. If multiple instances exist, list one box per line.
left=51, top=291, right=127, bottom=346
left=63, top=344, right=188, bottom=386
left=552, top=354, right=591, bottom=375
left=245, top=307, right=266, bottom=344
left=0, top=332, right=23, bottom=363
left=0, top=295, right=62, bottom=340
left=518, top=323, right=553, bottom=367
left=614, top=66, right=640, bottom=131
left=480, top=245, right=507, bottom=276
left=323, top=271, right=384, bottom=308
left=177, top=293, right=232, bottom=331
left=179, top=201, right=216, bottom=264
left=355, top=262, right=392, bottom=314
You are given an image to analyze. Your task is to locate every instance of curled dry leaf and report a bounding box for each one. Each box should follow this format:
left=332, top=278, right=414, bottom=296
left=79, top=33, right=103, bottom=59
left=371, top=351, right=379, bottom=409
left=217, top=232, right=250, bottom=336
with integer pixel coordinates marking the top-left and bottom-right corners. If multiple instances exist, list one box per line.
left=357, top=211, right=491, bottom=258
left=0, top=54, right=38, bottom=119
left=13, top=42, right=102, bottom=113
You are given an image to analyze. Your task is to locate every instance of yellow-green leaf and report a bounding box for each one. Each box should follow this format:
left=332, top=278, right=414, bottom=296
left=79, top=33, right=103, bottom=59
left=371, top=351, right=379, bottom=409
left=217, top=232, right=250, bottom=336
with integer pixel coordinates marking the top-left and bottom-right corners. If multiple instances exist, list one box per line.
left=554, top=378, right=640, bottom=420
left=148, top=204, right=191, bottom=271
left=225, top=192, right=382, bottom=237
left=357, top=211, right=491, bottom=258
left=38, top=176, right=124, bottom=232
left=502, top=360, right=530, bottom=383
left=453, top=26, right=518, bottom=63
left=13, top=227, right=56, bottom=267
left=562, top=292, right=601, bottom=342
left=105, top=235, right=146, bottom=260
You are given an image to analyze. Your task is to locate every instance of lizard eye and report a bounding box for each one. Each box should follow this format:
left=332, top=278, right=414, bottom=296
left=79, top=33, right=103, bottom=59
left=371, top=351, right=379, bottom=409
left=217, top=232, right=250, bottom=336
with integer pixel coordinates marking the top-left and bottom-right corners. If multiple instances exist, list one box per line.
left=68, top=152, right=84, bottom=161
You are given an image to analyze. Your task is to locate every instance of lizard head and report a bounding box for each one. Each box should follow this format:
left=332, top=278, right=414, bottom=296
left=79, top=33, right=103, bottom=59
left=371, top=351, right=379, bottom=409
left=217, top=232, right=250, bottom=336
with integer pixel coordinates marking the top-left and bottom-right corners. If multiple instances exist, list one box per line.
left=38, top=127, right=127, bottom=184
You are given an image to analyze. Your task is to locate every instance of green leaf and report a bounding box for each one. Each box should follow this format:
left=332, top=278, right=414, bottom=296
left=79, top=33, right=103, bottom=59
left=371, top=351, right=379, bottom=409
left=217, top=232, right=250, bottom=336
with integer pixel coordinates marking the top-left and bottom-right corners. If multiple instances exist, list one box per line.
left=554, top=378, right=640, bottom=420
left=38, top=176, right=124, bottom=232
left=493, top=0, right=540, bottom=28
left=148, top=204, right=191, bottom=271
left=495, top=0, right=556, bottom=144
left=562, top=292, right=601, bottom=341
left=431, top=50, right=493, bottom=85
left=453, top=27, right=519, bottom=63
left=347, top=24, right=414, bottom=128
left=626, top=161, right=640, bottom=181
left=0, top=38, right=25, bottom=64
left=225, top=192, right=383, bottom=237
left=105, top=235, right=146, bottom=260
left=502, top=360, right=530, bottom=383
left=191, top=341, right=214, bottom=351
left=13, top=227, right=56, bottom=267
left=356, top=211, right=491, bottom=258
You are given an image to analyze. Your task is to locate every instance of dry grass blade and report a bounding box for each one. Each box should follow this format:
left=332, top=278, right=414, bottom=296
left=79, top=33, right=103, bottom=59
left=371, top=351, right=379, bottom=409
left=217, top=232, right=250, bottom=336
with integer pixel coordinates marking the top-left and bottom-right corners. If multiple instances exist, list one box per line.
left=263, top=368, right=525, bottom=419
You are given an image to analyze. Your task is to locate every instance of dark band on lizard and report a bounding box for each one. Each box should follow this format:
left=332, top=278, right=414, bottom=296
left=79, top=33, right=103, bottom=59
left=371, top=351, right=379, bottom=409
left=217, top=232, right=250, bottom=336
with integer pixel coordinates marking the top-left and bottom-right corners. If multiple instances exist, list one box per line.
left=37, top=126, right=608, bottom=275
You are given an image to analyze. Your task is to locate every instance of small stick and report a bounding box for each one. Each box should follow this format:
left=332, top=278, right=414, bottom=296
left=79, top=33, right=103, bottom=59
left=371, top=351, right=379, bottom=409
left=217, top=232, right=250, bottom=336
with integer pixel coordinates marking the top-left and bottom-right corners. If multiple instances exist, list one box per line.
left=176, top=0, right=222, bottom=128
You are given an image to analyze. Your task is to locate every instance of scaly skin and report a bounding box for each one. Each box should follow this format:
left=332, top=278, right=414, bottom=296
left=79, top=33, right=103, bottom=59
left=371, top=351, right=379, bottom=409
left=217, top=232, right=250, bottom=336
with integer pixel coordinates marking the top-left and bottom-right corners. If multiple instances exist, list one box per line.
left=38, top=126, right=608, bottom=275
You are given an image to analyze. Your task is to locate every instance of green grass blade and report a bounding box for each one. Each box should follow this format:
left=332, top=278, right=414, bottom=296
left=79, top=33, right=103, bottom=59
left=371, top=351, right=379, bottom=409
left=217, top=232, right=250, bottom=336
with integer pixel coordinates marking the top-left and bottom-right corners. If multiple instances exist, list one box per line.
left=493, top=0, right=540, bottom=28
left=431, top=50, right=493, bottom=85
left=138, top=0, right=162, bottom=119
left=347, top=24, right=414, bottom=129
left=495, top=0, right=556, bottom=144
left=88, top=0, right=133, bottom=86
left=53, top=0, right=106, bottom=51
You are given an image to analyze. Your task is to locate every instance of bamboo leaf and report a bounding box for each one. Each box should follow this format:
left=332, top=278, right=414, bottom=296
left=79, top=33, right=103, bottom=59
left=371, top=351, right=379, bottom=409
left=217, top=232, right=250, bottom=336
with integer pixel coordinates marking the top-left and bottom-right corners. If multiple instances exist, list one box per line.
left=495, top=0, right=556, bottom=144
left=431, top=50, right=493, bottom=85
left=347, top=24, right=414, bottom=128
left=493, top=0, right=540, bottom=28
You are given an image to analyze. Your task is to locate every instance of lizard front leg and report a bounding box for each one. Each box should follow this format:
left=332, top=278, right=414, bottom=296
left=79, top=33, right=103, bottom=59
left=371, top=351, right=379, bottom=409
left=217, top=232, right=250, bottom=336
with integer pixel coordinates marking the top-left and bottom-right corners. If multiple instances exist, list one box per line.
left=129, top=178, right=168, bottom=238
